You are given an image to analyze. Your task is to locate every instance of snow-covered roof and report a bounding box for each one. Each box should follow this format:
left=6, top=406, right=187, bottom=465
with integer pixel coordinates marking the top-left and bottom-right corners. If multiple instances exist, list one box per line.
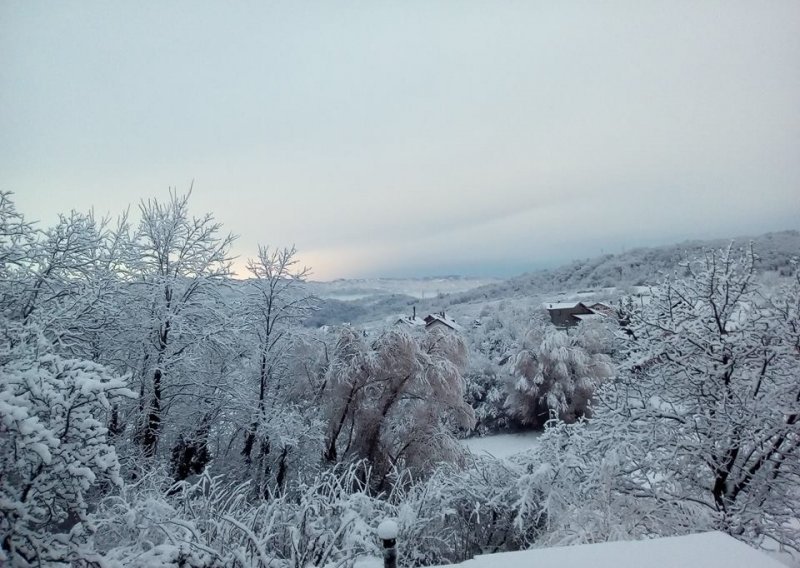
left=428, top=532, right=786, bottom=568
left=543, top=301, right=586, bottom=310
left=394, top=315, right=426, bottom=327
left=376, top=519, right=399, bottom=540
left=424, top=312, right=462, bottom=331
left=574, top=313, right=604, bottom=321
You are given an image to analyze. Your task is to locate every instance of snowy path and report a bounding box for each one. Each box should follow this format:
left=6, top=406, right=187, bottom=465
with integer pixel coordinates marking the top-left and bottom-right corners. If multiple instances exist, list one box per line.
left=460, top=431, right=542, bottom=459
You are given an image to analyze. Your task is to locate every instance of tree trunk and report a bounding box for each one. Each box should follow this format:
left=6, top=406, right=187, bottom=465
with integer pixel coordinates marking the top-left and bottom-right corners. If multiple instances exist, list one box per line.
left=142, top=366, right=162, bottom=458
left=243, top=349, right=269, bottom=464
left=143, top=321, right=169, bottom=458
left=276, top=444, right=290, bottom=494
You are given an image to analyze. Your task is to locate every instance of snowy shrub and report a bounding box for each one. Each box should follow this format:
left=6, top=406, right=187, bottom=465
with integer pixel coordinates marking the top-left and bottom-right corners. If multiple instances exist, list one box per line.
left=92, top=464, right=390, bottom=568
left=0, top=324, right=135, bottom=565
left=515, top=418, right=708, bottom=546
left=507, top=325, right=613, bottom=427
left=323, top=327, right=475, bottom=488
left=396, top=457, right=543, bottom=565
left=462, top=362, right=511, bottom=435
left=91, top=458, right=544, bottom=568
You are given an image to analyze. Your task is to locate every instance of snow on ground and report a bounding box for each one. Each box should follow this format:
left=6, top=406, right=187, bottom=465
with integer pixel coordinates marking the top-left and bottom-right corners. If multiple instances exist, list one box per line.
left=355, top=532, right=791, bottom=568
left=429, top=532, right=786, bottom=568
left=761, top=519, right=800, bottom=567
left=460, top=431, right=542, bottom=459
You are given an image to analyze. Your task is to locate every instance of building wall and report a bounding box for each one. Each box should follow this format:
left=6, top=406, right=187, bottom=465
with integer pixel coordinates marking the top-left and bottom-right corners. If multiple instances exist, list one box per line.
left=548, top=304, right=594, bottom=327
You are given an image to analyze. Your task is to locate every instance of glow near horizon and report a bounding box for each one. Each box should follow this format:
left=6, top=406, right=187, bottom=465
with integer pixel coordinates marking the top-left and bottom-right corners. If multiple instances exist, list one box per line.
left=2, top=1, right=799, bottom=280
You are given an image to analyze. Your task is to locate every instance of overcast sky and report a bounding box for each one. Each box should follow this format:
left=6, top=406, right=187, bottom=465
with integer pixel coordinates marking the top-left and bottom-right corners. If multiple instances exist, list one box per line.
left=2, top=1, right=798, bottom=280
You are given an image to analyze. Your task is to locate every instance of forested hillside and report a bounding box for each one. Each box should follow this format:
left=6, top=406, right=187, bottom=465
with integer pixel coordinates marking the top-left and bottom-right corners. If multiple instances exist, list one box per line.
left=304, top=231, right=800, bottom=329
left=449, top=230, right=800, bottom=304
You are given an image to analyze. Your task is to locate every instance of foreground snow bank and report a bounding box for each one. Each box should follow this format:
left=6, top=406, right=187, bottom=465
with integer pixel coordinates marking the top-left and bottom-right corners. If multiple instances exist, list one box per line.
left=429, top=532, right=786, bottom=568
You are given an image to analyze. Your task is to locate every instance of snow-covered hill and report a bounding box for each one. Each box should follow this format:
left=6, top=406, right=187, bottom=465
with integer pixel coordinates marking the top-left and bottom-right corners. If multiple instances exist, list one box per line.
left=448, top=229, right=800, bottom=305
left=307, top=276, right=502, bottom=301
left=306, top=229, right=799, bottom=329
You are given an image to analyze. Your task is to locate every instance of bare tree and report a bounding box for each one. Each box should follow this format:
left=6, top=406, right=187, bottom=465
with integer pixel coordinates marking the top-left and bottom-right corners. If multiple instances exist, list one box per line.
left=129, top=190, right=236, bottom=458
left=239, top=245, right=317, bottom=493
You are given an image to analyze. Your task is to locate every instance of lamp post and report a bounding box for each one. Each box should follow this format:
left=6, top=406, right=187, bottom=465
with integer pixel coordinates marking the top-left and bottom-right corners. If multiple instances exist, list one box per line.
left=377, top=519, right=399, bottom=568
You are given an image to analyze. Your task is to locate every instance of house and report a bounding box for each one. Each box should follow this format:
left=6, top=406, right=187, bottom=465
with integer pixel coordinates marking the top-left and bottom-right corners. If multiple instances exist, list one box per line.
left=544, top=301, right=616, bottom=328
left=395, top=315, right=426, bottom=327
left=423, top=311, right=461, bottom=332
left=394, top=308, right=461, bottom=332
left=395, top=306, right=426, bottom=328
left=587, top=301, right=615, bottom=316
left=574, top=312, right=605, bottom=323
left=543, top=301, right=596, bottom=328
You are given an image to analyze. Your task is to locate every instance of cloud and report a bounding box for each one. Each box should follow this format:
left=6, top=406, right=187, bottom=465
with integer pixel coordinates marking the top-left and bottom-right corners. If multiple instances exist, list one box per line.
left=3, top=1, right=799, bottom=279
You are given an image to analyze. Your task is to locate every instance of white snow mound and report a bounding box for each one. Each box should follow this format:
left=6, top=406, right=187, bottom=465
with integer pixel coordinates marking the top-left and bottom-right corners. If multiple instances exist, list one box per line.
left=429, top=532, right=787, bottom=568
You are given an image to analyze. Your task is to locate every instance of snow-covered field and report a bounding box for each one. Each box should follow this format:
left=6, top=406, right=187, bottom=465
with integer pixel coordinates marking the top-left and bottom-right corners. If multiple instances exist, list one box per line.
left=461, top=431, right=542, bottom=459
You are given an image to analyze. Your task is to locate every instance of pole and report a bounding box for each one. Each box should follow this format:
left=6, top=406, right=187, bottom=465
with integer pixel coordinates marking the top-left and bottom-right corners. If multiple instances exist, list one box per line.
left=378, top=519, right=399, bottom=568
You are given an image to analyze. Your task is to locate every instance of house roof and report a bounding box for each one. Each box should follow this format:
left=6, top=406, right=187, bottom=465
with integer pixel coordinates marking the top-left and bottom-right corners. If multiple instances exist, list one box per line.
left=575, top=313, right=605, bottom=321
left=544, top=301, right=587, bottom=310
left=395, top=315, right=426, bottom=327
left=424, top=312, right=461, bottom=331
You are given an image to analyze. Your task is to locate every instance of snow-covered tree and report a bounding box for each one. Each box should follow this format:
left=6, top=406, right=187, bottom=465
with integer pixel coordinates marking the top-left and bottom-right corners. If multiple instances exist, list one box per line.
left=323, top=327, right=475, bottom=487
left=461, top=306, right=535, bottom=435
left=238, top=245, right=318, bottom=494
left=507, top=323, right=613, bottom=427
left=525, top=245, right=800, bottom=552
left=617, top=246, right=799, bottom=537
left=126, top=190, right=236, bottom=458
left=0, top=192, right=35, bottom=280
left=0, top=322, right=134, bottom=565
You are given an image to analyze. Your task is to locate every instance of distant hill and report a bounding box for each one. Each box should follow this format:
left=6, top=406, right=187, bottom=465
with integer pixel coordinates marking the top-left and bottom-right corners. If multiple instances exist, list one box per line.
left=303, top=276, right=499, bottom=328
left=442, top=230, right=800, bottom=305
left=306, top=230, right=799, bottom=327
left=306, top=276, right=501, bottom=301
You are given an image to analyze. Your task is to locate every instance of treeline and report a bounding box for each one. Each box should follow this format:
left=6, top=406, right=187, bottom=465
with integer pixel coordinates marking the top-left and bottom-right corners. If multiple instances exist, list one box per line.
left=449, top=229, right=800, bottom=304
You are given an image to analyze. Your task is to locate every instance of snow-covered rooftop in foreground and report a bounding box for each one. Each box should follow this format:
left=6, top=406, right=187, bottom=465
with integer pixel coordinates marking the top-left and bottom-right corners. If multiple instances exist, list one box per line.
left=430, top=532, right=786, bottom=568
left=424, top=312, right=462, bottom=331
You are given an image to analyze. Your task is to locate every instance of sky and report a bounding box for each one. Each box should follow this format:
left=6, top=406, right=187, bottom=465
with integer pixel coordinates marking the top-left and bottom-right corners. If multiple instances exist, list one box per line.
left=1, top=1, right=799, bottom=280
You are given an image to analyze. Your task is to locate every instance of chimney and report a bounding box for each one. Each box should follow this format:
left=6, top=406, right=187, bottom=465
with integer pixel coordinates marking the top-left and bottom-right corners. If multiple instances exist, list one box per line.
left=413, top=306, right=416, bottom=320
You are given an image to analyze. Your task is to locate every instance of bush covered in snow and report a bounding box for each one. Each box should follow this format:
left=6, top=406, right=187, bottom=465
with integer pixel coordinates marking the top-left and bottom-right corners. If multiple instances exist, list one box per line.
left=86, top=458, right=543, bottom=567
left=0, top=322, right=134, bottom=565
